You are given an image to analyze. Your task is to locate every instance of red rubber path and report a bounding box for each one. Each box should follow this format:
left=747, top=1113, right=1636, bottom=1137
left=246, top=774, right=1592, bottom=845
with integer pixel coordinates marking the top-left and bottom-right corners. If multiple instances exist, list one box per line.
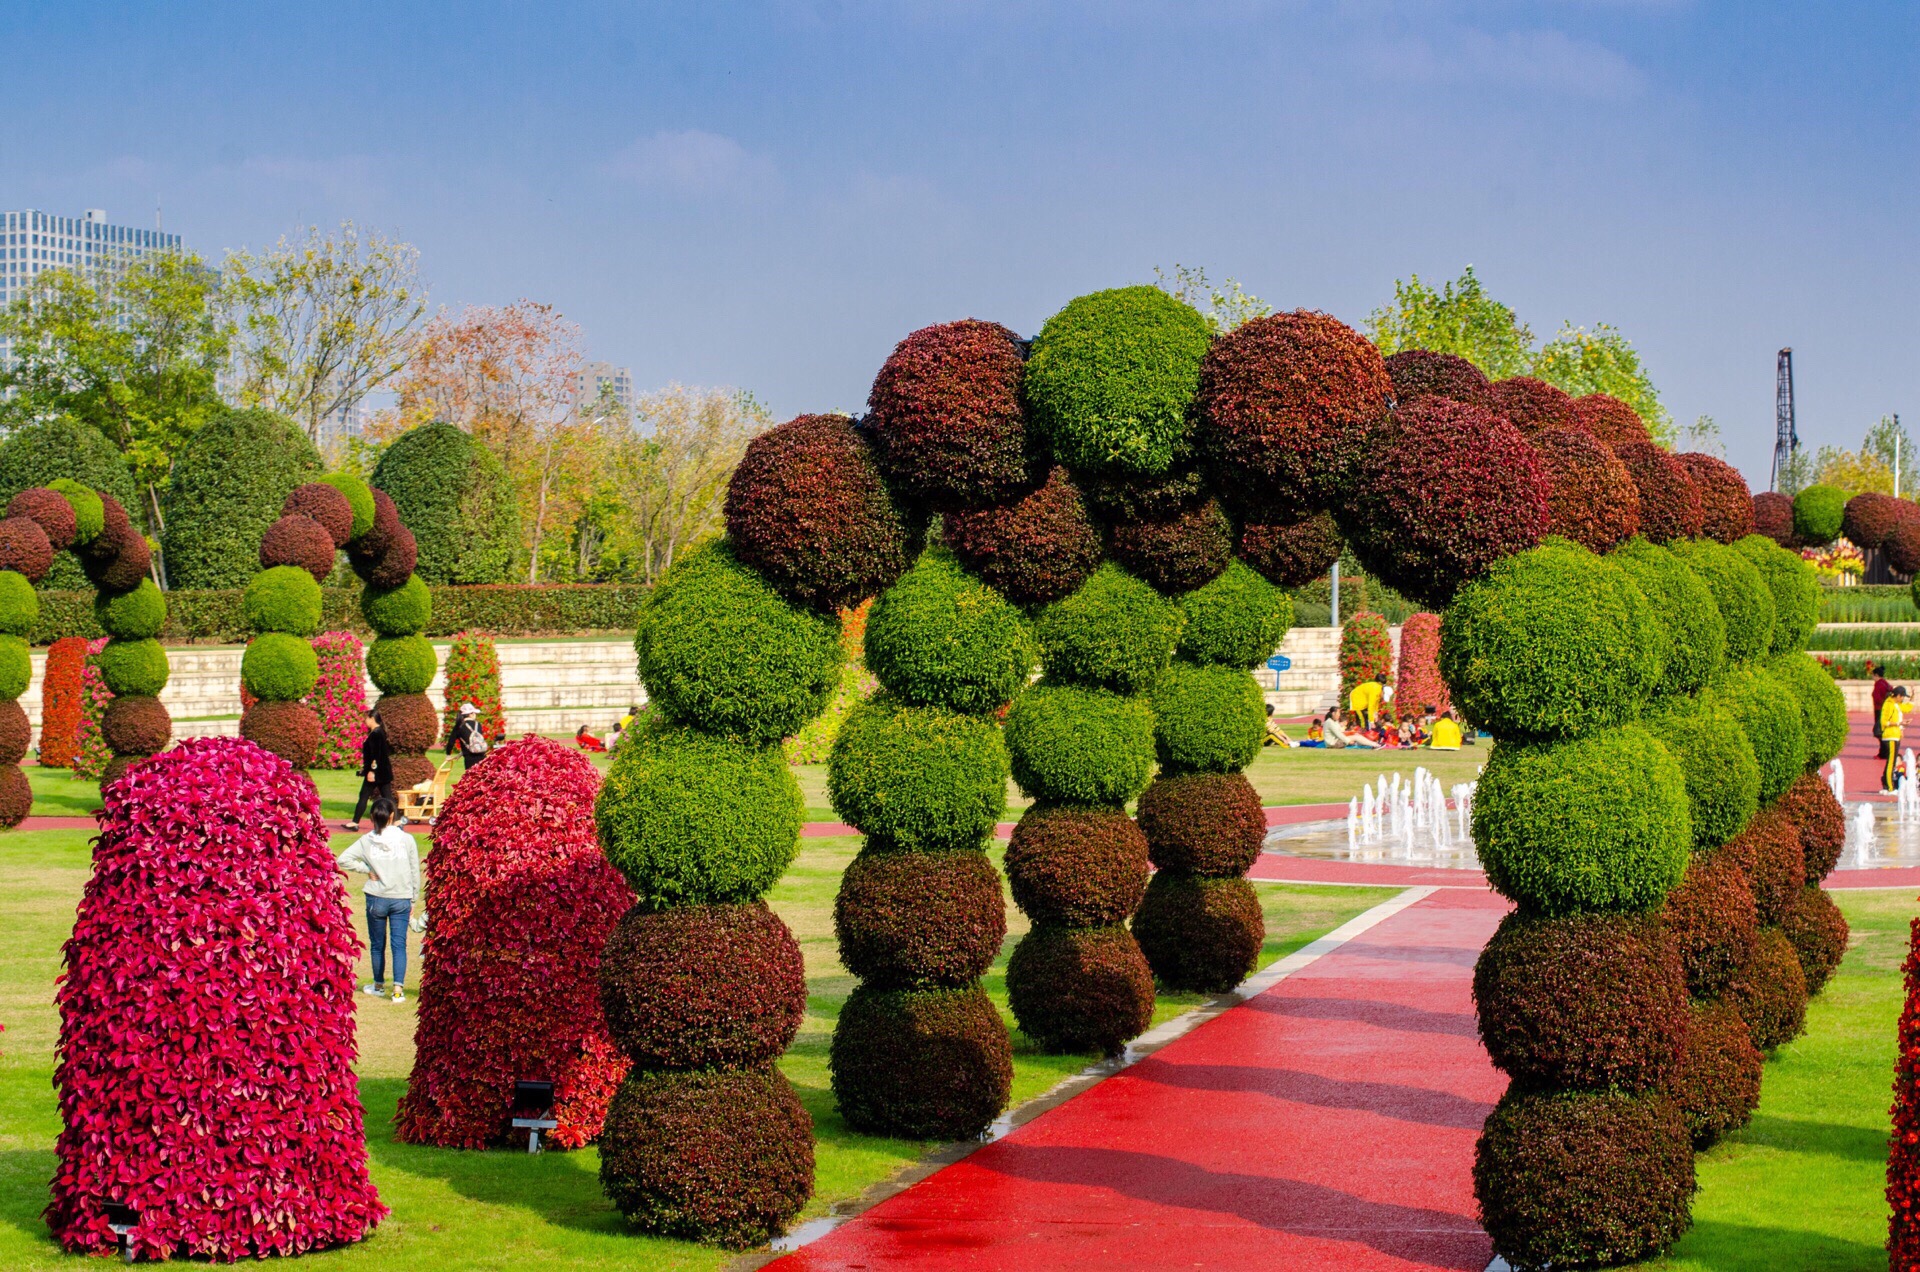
left=770, top=888, right=1511, bottom=1272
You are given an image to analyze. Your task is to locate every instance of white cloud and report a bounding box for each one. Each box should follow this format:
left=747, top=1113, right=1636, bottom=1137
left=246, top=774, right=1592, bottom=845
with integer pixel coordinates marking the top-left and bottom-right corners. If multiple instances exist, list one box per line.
left=601, top=129, right=780, bottom=197
left=1364, top=27, right=1647, bottom=100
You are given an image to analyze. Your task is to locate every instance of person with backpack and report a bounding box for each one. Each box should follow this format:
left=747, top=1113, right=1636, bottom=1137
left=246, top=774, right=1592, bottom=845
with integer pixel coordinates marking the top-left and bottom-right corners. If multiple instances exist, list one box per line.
left=335, top=796, right=424, bottom=1003
left=447, top=701, right=491, bottom=773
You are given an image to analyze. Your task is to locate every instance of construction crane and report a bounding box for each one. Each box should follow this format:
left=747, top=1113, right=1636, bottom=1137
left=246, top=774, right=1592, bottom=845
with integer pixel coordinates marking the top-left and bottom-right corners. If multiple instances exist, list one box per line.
left=1770, top=347, right=1797, bottom=492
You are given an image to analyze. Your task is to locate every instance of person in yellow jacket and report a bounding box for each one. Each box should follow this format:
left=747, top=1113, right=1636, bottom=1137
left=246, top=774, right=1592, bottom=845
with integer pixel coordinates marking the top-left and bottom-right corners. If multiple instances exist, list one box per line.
left=1883, top=687, right=1913, bottom=791
left=1429, top=711, right=1463, bottom=751
left=1349, top=679, right=1384, bottom=730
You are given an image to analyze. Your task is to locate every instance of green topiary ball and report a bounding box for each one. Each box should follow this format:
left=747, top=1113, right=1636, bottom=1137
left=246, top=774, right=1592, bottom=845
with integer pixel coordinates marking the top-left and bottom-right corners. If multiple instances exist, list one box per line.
left=46, top=477, right=106, bottom=545
left=0, top=570, right=38, bottom=638
left=1176, top=559, right=1292, bottom=669
left=1609, top=538, right=1725, bottom=697
left=863, top=548, right=1035, bottom=715
left=1791, top=483, right=1845, bottom=545
left=1709, top=663, right=1807, bottom=801
left=361, top=575, right=433, bottom=637
left=1005, top=683, right=1157, bottom=807
left=1669, top=537, right=1775, bottom=663
left=316, top=471, right=376, bottom=541
left=242, top=566, right=323, bottom=637
left=1148, top=661, right=1264, bottom=774
left=827, top=696, right=1010, bottom=851
left=1034, top=563, right=1185, bottom=695
left=240, top=631, right=317, bottom=702
left=1733, top=533, right=1819, bottom=654
left=92, top=577, right=165, bottom=641
left=371, top=421, right=521, bottom=584
left=1023, top=285, right=1213, bottom=478
left=1764, top=652, right=1848, bottom=772
left=636, top=542, right=841, bottom=744
left=1439, top=539, right=1662, bottom=741
left=366, top=634, right=437, bottom=695
left=1643, top=698, right=1759, bottom=851
left=596, top=719, right=802, bottom=907
left=0, top=634, right=29, bottom=700
left=1473, top=727, right=1690, bottom=915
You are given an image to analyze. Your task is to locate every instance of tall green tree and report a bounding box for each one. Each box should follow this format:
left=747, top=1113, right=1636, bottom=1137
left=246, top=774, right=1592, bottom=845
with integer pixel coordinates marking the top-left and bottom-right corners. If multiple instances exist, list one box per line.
left=1863, top=414, right=1917, bottom=497
left=1530, top=322, right=1674, bottom=446
left=1365, top=266, right=1534, bottom=379
left=1152, top=264, right=1271, bottom=334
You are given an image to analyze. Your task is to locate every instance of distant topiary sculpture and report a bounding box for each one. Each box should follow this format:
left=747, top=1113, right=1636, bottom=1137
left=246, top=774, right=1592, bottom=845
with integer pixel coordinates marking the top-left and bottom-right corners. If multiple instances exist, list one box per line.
left=372, top=422, right=521, bottom=584
left=161, top=409, right=324, bottom=590
left=349, top=484, right=439, bottom=787
left=1790, top=484, right=1845, bottom=546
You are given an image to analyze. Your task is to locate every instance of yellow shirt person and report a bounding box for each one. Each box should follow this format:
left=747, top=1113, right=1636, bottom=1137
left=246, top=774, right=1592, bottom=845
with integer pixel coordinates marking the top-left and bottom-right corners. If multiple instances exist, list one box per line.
left=1430, top=717, right=1463, bottom=750
left=1884, top=694, right=1912, bottom=742
left=1348, top=680, right=1384, bottom=728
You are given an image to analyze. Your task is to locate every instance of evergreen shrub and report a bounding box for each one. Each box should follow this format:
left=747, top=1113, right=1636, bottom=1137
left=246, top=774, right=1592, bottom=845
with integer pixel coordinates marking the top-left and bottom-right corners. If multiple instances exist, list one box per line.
left=1735, top=534, right=1819, bottom=653
left=243, top=565, right=323, bottom=636
left=1131, top=874, right=1263, bottom=993
left=0, top=634, right=28, bottom=700
left=1107, top=497, right=1232, bottom=595
left=1034, top=563, right=1184, bottom=694
left=362, top=576, right=433, bottom=636
left=863, top=548, right=1034, bottom=714
left=95, top=636, right=167, bottom=697
left=366, top=634, right=437, bottom=695
left=377, top=691, right=441, bottom=754
left=0, top=699, right=27, bottom=764
left=1675, top=453, right=1754, bottom=544
left=0, top=762, right=26, bottom=824
left=829, top=984, right=1012, bottom=1140
left=1485, top=376, right=1575, bottom=434
left=1383, top=348, right=1489, bottom=406
left=241, top=632, right=317, bottom=701
left=1710, top=664, right=1806, bottom=801
left=1610, top=537, right=1725, bottom=697
left=1006, top=923, right=1155, bottom=1055
left=81, top=518, right=150, bottom=593
left=49, top=478, right=106, bottom=544
left=1005, top=684, right=1156, bottom=806
left=1780, top=885, right=1848, bottom=995
left=941, top=465, right=1104, bottom=607
left=372, top=422, right=521, bottom=584
left=1671, top=538, right=1775, bottom=663
left=833, top=849, right=1006, bottom=989
left=1791, top=483, right=1846, bottom=545
left=1766, top=651, right=1849, bottom=770
left=1670, top=999, right=1762, bottom=1149
left=1844, top=491, right=1904, bottom=549
left=1148, top=661, right=1263, bottom=774
left=0, top=569, right=37, bottom=637
left=162, top=409, right=324, bottom=590
left=865, top=318, right=1035, bottom=511
left=100, top=694, right=171, bottom=755
left=1725, top=927, right=1808, bottom=1051
left=94, top=577, right=164, bottom=640
left=827, top=697, right=1009, bottom=852
left=1177, top=559, right=1291, bottom=668
left=1643, top=702, right=1759, bottom=851
left=1002, top=805, right=1150, bottom=928
left=1237, top=513, right=1342, bottom=589
left=1136, top=771, right=1265, bottom=876
left=1615, top=442, right=1704, bottom=542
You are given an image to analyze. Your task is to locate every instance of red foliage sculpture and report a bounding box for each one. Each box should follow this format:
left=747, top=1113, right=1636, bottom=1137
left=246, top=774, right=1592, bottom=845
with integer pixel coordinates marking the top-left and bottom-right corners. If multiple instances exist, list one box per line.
left=1383, top=349, right=1490, bottom=407
left=0, top=514, right=54, bottom=583
left=1845, top=492, right=1906, bottom=551
left=283, top=482, right=356, bottom=549
left=1752, top=491, right=1796, bottom=546
left=1340, top=611, right=1394, bottom=696
left=1891, top=914, right=1920, bottom=1267
left=38, top=635, right=87, bottom=768
left=7, top=486, right=78, bottom=550
left=1567, top=393, right=1652, bottom=450
left=1615, top=442, right=1705, bottom=542
left=1237, top=513, right=1342, bottom=589
left=942, top=464, right=1103, bottom=606
left=1532, top=427, right=1641, bottom=553
left=1487, top=376, right=1575, bottom=434
left=1395, top=612, right=1451, bottom=717
left=1674, top=453, right=1754, bottom=544
left=866, top=318, right=1034, bottom=512
left=1106, top=497, right=1232, bottom=595
left=48, top=737, right=383, bottom=1259
left=396, top=737, right=633, bottom=1150
left=439, top=630, right=506, bottom=744
left=1887, top=511, right=1920, bottom=577
left=260, top=513, right=338, bottom=583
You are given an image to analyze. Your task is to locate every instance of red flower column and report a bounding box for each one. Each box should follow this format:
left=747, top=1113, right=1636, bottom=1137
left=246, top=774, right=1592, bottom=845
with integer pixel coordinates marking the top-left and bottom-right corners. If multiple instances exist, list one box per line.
left=48, top=737, right=383, bottom=1259
left=1891, top=913, right=1920, bottom=1268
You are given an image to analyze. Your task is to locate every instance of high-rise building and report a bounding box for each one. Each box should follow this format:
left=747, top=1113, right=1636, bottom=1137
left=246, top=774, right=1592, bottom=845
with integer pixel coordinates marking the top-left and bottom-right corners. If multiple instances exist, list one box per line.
left=574, top=361, right=634, bottom=417
left=0, top=208, right=181, bottom=308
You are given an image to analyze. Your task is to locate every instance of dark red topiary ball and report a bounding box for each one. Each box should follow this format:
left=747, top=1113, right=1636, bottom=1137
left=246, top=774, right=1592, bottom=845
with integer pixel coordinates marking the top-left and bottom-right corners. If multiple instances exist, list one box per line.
left=1383, top=349, right=1490, bottom=408
left=1751, top=491, right=1796, bottom=546
left=1675, top=453, right=1754, bottom=544
left=1660, top=851, right=1760, bottom=999
left=1193, top=310, right=1392, bottom=519
left=0, top=699, right=28, bottom=766
left=866, top=319, right=1035, bottom=513
left=81, top=519, right=150, bottom=593
left=1670, top=997, right=1762, bottom=1149
left=1721, top=806, right=1804, bottom=926
left=943, top=465, right=1103, bottom=606
left=350, top=488, right=404, bottom=568
left=1336, top=397, right=1548, bottom=609
left=1777, top=772, right=1846, bottom=883
left=365, top=525, right=419, bottom=590
left=1131, top=873, right=1264, bottom=993
left=7, top=487, right=78, bottom=552
left=1486, top=376, right=1575, bottom=434
left=1615, top=442, right=1705, bottom=541
left=0, top=515, right=54, bottom=584
left=377, top=692, right=439, bottom=753
left=240, top=700, right=319, bottom=769
left=1472, top=910, right=1688, bottom=1093
left=103, top=695, right=174, bottom=757
left=725, top=414, right=922, bottom=612
left=392, top=754, right=436, bottom=789
left=1003, top=805, right=1150, bottom=928
left=1844, top=491, right=1905, bottom=551
left=1106, top=497, right=1232, bottom=596
left=1531, top=427, right=1641, bottom=553
left=1074, top=464, right=1209, bottom=524
left=260, top=513, right=338, bottom=583
left=1005, top=922, right=1155, bottom=1055
left=599, top=901, right=805, bottom=1070
left=1887, top=507, right=1920, bottom=576
left=829, top=984, right=1012, bottom=1140
left=1237, top=513, right=1342, bottom=589
left=82, top=494, right=133, bottom=563
left=1780, top=884, right=1848, bottom=995
left=1567, top=393, right=1652, bottom=450
left=283, top=482, right=356, bottom=549
left=0, top=762, right=30, bottom=827
left=1726, top=926, right=1808, bottom=1051
left=1136, top=771, right=1265, bottom=876
left=834, top=847, right=1006, bottom=989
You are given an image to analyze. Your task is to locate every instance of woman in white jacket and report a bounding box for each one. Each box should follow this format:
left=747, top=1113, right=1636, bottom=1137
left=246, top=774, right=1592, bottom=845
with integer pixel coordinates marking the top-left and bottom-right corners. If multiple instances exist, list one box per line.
left=335, top=796, right=424, bottom=1002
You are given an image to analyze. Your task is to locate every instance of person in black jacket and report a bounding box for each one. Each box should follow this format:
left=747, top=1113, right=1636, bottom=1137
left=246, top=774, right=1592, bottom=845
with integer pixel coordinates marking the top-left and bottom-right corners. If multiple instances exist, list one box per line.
left=344, top=708, right=394, bottom=830
left=447, top=701, right=490, bottom=774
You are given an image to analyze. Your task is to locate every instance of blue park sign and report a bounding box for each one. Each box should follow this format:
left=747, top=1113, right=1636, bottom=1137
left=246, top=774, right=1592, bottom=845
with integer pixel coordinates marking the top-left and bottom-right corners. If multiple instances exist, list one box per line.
left=1266, top=654, right=1291, bottom=672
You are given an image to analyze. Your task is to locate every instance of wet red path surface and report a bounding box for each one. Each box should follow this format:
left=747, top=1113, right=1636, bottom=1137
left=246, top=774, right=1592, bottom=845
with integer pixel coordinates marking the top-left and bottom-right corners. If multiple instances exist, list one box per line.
left=769, top=888, right=1511, bottom=1272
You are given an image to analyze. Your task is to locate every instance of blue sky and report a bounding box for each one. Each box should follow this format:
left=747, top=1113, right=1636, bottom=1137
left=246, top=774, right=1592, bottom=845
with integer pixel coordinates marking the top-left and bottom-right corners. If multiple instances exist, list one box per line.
left=3, top=1, right=1914, bottom=484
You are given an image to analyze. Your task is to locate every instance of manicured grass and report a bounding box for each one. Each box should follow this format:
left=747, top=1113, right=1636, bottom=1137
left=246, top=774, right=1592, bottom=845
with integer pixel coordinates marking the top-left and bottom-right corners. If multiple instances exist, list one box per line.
left=0, top=822, right=1388, bottom=1269
left=1809, top=624, right=1920, bottom=653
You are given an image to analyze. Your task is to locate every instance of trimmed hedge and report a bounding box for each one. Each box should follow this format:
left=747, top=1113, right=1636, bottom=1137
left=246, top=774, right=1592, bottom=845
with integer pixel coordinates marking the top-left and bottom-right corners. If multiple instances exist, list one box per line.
left=1780, top=884, right=1848, bottom=995
left=377, top=690, right=439, bottom=754
left=866, top=318, right=1035, bottom=512
left=241, top=631, right=317, bottom=701
left=1024, top=285, right=1212, bottom=478
left=0, top=698, right=27, bottom=765
left=1472, top=728, right=1690, bottom=915
left=1721, top=806, right=1804, bottom=926
left=1709, top=663, right=1806, bottom=802
left=863, top=548, right=1034, bottom=714
left=1778, top=771, right=1847, bottom=883
left=1792, top=484, right=1846, bottom=545
left=283, top=482, right=354, bottom=548
left=1532, top=427, right=1641, bottom=553
left=101, top=694, right=172, bottom=755
left=1671, top=999, right=1763, bottom=1149
left=1675, top=453, right=1754, bottom=544
left=243, top=566, right=323, bottom=637
left=1131, top=874, right=1263, bottom=993
left=1661, top=851, right=1760, bottom=999
left=94, top=578, right=164, bottom=641
left=1237, top=513, right=1342, bottom=590
left=1752, top=491, right=1795, bottom=546
left=1148, top=661, right=1264, bottom=774
left=1844, top=491, right=1905, bottom=550
left=0, top=571, right=37, bottom=637
left=1615, top=442, right=1704, bottom=542
left=1734, top=534, right=1819, bottom=654
left=1567, top=392, right=1652, bottom=450
left=1137, top=771, right=1265, bottom=876
left=833, top=848, right=1006, bottom=989
left=1074, top=462, right=1208, bottom=524
left=1670, top=537, right=1775, bottom=663
left=596, top=720, right=802, bottom=908
left=1439, top=539, right=1662, bottom=740
left=1003, top=805, right=1151, bottom=928
left=827, top=697, right=1010, bottom=852
left=0, top=419, right=139, bottom=591
left=829, top=984, right=1013, bottom=1140
left=239, top=699, right=320, bottom=769
left=372, top=421, right=521, bottom=584
left=1766, top=651, right=1849, bottom=771
left=1610, top=537, right=1725, bottom=698
left=1177, top=560, right=1291, bottom=669
left=1035, top=563, right=1184, bottom=695
left=1005, top=683, right=1157, bottom=807
left=362, top=576, right=433, bottom=638
left=0, top=635, right=29, bottom=700
left=366, top=634, right=437, bottom=695
left=96, top=636, right=169, bottom=698
left=9, top=487, right=79, bottom=552
left=1486, top=376, right=1575, bottom=434
left=1005, top=923, right=1155, bottom=1055
left=161, top=409, right=324, bottom=591
left=259, top=513, right=337, bottom=582
left=1643, top=700, right=1760, bottom=851
left=942, top=465, right=1104, bottom=608
left=1106, top=497, right=1233, bottom=596
left=0, top=517, right=53, bottom=584
left=317, top=472, right=375, bottom=540
left=1726, top=927, right=1809, bottom=1052
left=1383, top=348, right=1489, bottom=407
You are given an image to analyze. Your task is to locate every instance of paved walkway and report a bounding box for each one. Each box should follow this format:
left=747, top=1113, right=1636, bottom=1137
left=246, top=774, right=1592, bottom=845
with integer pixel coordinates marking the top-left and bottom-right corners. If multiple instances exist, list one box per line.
left=770, top=887, right=1510, bottom=1272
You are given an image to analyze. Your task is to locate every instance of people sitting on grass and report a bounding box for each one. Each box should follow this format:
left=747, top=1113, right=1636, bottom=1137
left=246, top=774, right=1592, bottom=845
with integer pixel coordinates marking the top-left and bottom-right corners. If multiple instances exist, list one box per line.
left=1264, top=702, right=1298, bottom=747
left=335, top=795, right=424, bottom=1005
left=575, top=724, right=607, bottom=753
left=1429, top=707, right=1464, bottom=751
left=1323, top=708, right=1377, bottom=749
left=1299, top=716, right=1328, bottom=749
left=1348, top=676, right=1384, bottom=730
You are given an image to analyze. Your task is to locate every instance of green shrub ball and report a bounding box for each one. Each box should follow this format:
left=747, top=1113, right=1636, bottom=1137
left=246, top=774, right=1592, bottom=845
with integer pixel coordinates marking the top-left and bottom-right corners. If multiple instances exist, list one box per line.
left=0, top=635, right=29, bottom=700
left=1610, top=538, right=1725, bottom=697
left=863, top=548, right=1035, bottom=715
left=1148, top=661, right=1263, bottom=774
left=1177, top=559, right=1292, bottom=669
left=1035, top=563, right=1185, bottom=695
left=1733, top=533, right=1819, bottom=654
left=241, top=566, right=323, bottom=637
left=362, top=575, right=433, bottom=637
left=240, top=632, right=316, bottom=702
left=92, top=577, right=164, bottom=640
left=1473, top=727, right=1690, bottom=916
left=597, top=719, right=803, bottom=907
left=1440, top=539, right=1662, bottom=741
left=1005, top=683, right=1157, bottom=806
left=1023, top=285, right=1212, bottom=478
left=317, top=471, right=377, bottom=541
left=1709, top=663, right=1807, bottom=801
left=1644, top=700, right=1760, bottom=851
left=1670, top=537, right=1774, bottom=663
left=828, top=697, right=1009, bottom=852
left=636, top=542, right=840, bottom=744
left=1791, top=483, right=1845, bottom=545
left=366, top=634, right=437, bottom=695
left=0, top=570, right=38, bottom=638
left=1765, top=652, right=1848, bottom=772
left=96, top=637, right=170, bottom=698
left=47, top=477, right=105, bottom=544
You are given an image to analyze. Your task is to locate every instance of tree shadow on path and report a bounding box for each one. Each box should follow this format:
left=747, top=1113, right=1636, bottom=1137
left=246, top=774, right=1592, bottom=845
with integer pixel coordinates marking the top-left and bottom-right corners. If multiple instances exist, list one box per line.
left=1125, top=1056, right=1495, bottom=1131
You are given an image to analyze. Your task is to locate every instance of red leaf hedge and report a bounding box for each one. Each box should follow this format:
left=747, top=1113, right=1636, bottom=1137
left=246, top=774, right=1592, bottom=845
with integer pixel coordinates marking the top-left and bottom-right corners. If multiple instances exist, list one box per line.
left=1531, top=427, right=1641, bottom=553
left=1106, top=496, right=1232, bottom=596
left=259, top=513, right=338, bottom=583
left=1383, top=349, right=1490, bottom=407
left=1395, top=611, right=1451, bottom=717
left=48, top=737, right=384, bottom=1260
left=1136, top=771, right=1265, bottom=876
left=942, top=465, right=1103, bottom=606
left=866, top=319, right=1035, bottom=512
left=0, top=515, right=54, bottom=584
left=1003, top=805, right=1150, bottom=928
left=1671, top=998, right=1761, bottom=1149
left=1567, top=393, right=1652, bottom=450
left=1237, top=513, right=1342, bottom=589
left=283, top=482, right=355, bottom=549
left=1486, top=376, right=1575, bottom=434
left=1777, top=772, right=1847, bottom=883
left=240, top=700, right=320, bottom=769
left=1614, top=442, right=1704, bottom=542
left=1674, top=453, right=1755, bottom=544
left=1888, top=914, right=1920, bottom=1264
left=8, top=486, right=78, bottom=551
left=1751, top=491, right=1795, bottom=546
left=37, top=635, right=86, bottom=768
left=1845, top=491, right=1906, bottom=551
left=397, top=737, right=632, bottom=1150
